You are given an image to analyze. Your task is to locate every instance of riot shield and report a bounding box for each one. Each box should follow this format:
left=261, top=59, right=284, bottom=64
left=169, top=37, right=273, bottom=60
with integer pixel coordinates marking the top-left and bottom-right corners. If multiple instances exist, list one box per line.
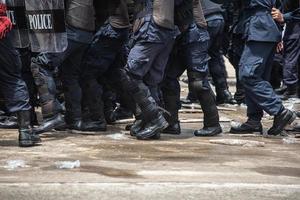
left=6, top=0, right=29, bottom=48
left=25, top=0, right=67, bottom=53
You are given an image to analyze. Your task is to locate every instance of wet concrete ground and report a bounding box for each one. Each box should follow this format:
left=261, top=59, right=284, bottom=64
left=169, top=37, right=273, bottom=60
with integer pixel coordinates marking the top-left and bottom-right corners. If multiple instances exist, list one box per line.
left=0, top=64, right=300, bottom=199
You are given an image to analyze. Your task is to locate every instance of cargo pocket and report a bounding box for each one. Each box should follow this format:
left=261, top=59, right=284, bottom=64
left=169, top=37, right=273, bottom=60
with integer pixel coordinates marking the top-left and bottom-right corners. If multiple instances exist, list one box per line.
left=239, top=57, right=263, bottom=80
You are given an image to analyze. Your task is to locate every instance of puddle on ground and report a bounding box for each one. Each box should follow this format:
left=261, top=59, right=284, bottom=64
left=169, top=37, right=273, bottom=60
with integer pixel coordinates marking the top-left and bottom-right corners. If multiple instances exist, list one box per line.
left=253, top=166, right=300, bottom=178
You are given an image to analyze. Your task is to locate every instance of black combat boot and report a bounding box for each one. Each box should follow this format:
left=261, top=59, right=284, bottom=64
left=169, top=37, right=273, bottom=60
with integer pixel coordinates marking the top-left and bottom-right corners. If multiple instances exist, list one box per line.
left=34, top=113, right=65, bottom=134
left=216, top=89, right=237, bottom=105
left=268, top=108, right=296, bottom=136
left=162, top=93, right=181, bottom=135
left=103, top=91, right=117, bottom=124
left=136, top=113, right=167, bottom=140
left=129, top=106, right=162, bottom=140
left=82, top=80, right=107, bottom=131
left=194, top=89, right=222, bottom=137
left=234, top=83, right=245, bottom=104
left=119, top=70, right=168, bottom=140
left=17, top=110, right=41, bottom=147
left=282, top=85, right=298, bottom=100
left=0, top=115, right=18, bottom=129
left=187, top=72, right=222, bottom=137
left=130, top=110, right=144, bottom=137
left=230, top=119, right=263, bottom=134
left=31, top=62, right=65, bottom=134
left=114, top=106, right=133, bottom=120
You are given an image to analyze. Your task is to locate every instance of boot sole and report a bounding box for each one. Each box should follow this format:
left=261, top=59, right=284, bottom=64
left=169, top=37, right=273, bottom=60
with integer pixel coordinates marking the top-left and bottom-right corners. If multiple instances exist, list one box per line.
left=194, top=127, right=223, bottom=137
left=34, top=119, right=65, bottom=135
left=268, top=112, right=297, bottom=136
left=162, top=129, right=181, bottom=135
left=19, top=140, right=35, bottom=147
left=229, top=129, right=263, bottom=135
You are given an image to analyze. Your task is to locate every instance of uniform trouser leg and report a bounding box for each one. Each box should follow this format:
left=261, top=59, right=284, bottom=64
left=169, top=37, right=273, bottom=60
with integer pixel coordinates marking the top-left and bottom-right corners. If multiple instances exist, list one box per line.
left=239, top=41, right=284, bottom=119
left=61, top=44, right=88, bottom=124
left=143, top=40, right=175, bottom=107
left=228, top=34, right=245, bottom=103
left=105, top=67, right=141, bottom=119
left=161, top=61, right=184, bottom=127
left=207, top=19, right=228, bottom=92
left=0, top=36, right=39, bottom=146
left=81, top=36, right=123, bottom=122
left=31, top=40, right=83, bottom=119
left=283, top=37, right=300, bottom=87
left=184, top=41, right=220, bottom=129
left=126, top=39, right=174, bottom=118
left=0, top=37, right=31, bottom=113
left=19, top=48, right=37, bottom=124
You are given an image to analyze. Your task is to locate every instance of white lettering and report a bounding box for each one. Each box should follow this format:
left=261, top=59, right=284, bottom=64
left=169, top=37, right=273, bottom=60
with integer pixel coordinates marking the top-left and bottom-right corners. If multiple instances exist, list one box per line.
left=28, top=14, right=53, bottom=30
left=6, top=10, right=16, bottom=25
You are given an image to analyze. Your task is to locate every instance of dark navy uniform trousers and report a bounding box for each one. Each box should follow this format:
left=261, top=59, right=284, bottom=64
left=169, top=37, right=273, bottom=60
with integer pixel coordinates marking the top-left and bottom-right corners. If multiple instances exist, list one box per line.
left=0, top=35, right=31, bottom=113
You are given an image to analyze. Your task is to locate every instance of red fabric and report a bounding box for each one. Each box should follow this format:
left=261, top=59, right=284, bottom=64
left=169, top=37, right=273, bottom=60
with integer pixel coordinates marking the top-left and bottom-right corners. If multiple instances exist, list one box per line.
left=0, top=3, right=7, bottom=16
left=0, top=3, right=12, bottom=39
left=0, top=16, right=12, bottom=39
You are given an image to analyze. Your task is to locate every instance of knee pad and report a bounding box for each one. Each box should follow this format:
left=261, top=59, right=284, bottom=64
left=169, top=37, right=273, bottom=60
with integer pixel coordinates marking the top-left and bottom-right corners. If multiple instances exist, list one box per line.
left=187, top=71, right=207, bottom=93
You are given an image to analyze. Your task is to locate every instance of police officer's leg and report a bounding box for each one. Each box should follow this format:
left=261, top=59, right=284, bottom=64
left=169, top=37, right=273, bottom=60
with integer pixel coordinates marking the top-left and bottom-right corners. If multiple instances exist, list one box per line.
left=230, top=41, right=265, bottom=134
left=228, top=34, right=245, bottom=104
left=270, top=54, right=283, bottom=90
left=60, top=44, right=87, bottom=130
left=101, top=83, right=117, bottom=124
left=31, top=39, right=83, bottom=134
left=80, top=34, right=126, bottom=131
left=282, top=37, right=300, bottom=100
left=104, top=67, right=139, bottom=130
left=238, top=41, right=295, bottom=135
left=144, top=37, right=175, bottom=106
left=161, top=47, right=185, bottom=135
left=122, top=40, right=170, bottom=140
left=207, top=19, right=236, bottom=105
left=184, top=26, right=222, bottom=137
left=0, top=36, right=40, bottom=147
left=230, top=90, right=264, bottom=134
left=20, top=48, right=38, bottom=126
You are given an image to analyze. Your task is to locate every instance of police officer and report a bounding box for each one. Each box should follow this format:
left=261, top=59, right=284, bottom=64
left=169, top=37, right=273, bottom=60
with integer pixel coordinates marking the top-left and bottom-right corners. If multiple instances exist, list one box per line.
left=118, top=0, right=182, bottom=140
left=0, top=0, right=40, bottom=147
left=161, top=0, right=222, bottom=136
left=201, top=0, right=236, bottom=105
left=30, top=0, right=96, bottom=134
left=80, top=0, right=130, bottom=131
left=230, top=0, right=296, bottom=135
left=272, top=1, right=300, bottom=100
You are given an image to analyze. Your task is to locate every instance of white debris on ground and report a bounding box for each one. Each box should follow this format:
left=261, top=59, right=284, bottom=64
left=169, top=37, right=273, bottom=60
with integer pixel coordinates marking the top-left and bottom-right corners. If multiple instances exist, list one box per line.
left=282, top=137, right=298, bottom=144
left=209, top=139, right=265, bottom=147
left=106, top=133, right=127, bottom=140
left=283, top=98, right=300, bottom=111
left=4, top=160, right=27, bottom=170
left=55, top=160, right=80, bottom=169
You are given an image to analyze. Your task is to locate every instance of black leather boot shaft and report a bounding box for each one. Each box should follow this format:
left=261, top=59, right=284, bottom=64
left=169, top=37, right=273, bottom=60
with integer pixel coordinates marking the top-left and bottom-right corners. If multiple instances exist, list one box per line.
left=268, top=109, right=296, bottom=136
left=162, top=93, right=181, bottom=135
left=17, top=110, right=35, bottom=147
left=198, top=89, right=220, bottom=128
